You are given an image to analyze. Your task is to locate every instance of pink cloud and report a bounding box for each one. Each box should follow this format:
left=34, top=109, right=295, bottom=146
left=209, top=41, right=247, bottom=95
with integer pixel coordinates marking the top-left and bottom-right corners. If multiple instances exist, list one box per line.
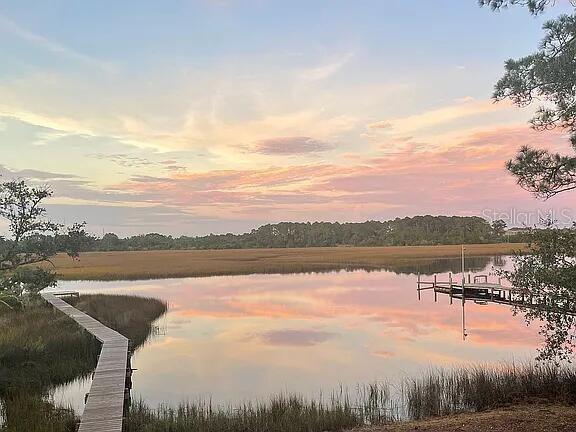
left=373, top=350, right=395, bottom=358
left=252, top=329, right=338, bottom=346
left=252, top=136, right=336, bottom=155
left=57, top=125, right=573, bottom=228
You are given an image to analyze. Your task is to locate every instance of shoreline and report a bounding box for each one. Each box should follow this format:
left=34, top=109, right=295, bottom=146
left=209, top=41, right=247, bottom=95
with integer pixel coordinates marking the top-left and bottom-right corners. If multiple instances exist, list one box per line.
left=348, top=403, right=576, bottom=432
left=51, top=243, right=527, bottom=281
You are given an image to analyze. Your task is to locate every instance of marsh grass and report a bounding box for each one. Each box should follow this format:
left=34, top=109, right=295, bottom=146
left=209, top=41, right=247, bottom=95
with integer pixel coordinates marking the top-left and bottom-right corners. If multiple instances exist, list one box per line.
left=128, top=387, right=393, bottom=432
left=128, top=384, right=396, bottom=432
left=0, top=298, right=99, bottom=393
left=0, top=392, right=77, bottom=432
left=69, top=294, right=168, bottom=348
left=49, top=244, right=524, bottom=281
left=0, top=294, right=167, bottom=431
left=405, top=362, right=576, bottom=420
left=0, top=294, right=167, bottom=393
left=128, top=363, right=576, bottom=431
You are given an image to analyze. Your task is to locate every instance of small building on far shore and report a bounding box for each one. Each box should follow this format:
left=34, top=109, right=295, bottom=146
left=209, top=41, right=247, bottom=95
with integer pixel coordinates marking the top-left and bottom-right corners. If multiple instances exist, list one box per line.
left=504, top=227, right=531, bottom=241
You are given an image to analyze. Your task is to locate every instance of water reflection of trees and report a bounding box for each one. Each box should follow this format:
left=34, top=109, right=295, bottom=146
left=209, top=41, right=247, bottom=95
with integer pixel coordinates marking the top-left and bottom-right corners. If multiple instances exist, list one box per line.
left=491, top=255, right=507, bottom=268
left=381, top=256, right=501, bottom=276
left=265, top=256, right=506, bottom=277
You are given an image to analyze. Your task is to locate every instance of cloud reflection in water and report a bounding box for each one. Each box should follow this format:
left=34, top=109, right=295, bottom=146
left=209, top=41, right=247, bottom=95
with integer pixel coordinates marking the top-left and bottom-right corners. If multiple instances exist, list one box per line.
left=57, top=257, right=538, bottom=407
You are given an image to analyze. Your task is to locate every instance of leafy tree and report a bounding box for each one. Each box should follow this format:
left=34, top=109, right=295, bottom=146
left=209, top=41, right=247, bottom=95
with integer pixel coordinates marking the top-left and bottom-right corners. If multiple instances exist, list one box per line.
left=481, top=1, right=576, bottom=198
left=491, top=219, right=507, bottom=239
left=66, top=216, right=503, bottom=251
left=479, top=0, right=572, bottom=15
left=100, top=232, right=122, bottom=251
left=0, top=180, right=84, bottom=309
left=501, top=13, right=576, bottom=198
left=484, top=0, right=576, bottom=360
left=501, top=223, right=576, bottom=361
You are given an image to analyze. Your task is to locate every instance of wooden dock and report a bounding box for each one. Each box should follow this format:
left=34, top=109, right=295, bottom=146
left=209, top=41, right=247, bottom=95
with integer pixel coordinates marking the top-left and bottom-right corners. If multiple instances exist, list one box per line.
left=417, top=273, right=576, bottom=314
left=42, top=292, right=132, bottom=432
left=417, top=272, right=576, bottom=340
left=417, top=273, right=529, bottom=305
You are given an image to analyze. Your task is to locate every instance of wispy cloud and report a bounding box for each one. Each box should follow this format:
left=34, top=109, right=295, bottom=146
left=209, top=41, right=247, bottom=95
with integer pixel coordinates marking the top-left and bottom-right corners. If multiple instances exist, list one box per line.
left=0, top=99, right=357, bottom=154
left=0, top=14, right=115, bottom=73
left=0, top=165, right=135, bottom=206
left=252, top=136, right=336, bottom=155
left=367, top=121, right=393, bottom=130
left=4, top=123, right=568, bottom=234
left=373, top=350, right=395, bottom=358
left=367, top=98, right=512, bottom=136
left=0, top=105, right=107, bottom=143
left=88, top=153, right=187, bottom=172
left=0, top=165, right=79, bottom=181
left=95, top=125, right=571, bottom=227
left=254, top=329, right=338, bottom=346
left=299, top=53, right=354, bottom=81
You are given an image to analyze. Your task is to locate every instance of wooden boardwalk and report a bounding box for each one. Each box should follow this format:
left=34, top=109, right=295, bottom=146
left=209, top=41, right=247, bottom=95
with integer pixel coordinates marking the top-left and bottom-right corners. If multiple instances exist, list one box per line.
left=42, top=292, right=131, bottom=432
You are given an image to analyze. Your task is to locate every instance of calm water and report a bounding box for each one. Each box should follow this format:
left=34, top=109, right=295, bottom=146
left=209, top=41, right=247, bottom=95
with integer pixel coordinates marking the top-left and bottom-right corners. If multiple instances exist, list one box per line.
left=48, top=256, right=538, bottom=413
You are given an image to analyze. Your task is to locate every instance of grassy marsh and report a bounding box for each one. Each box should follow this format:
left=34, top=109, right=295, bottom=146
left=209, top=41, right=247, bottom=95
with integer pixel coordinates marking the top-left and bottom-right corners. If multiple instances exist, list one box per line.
left=405, top=363, right=576, bottom=420
left=0, top=299, right=100, bottom=393
left=50, top=243, right=526, bottom=281
left=0, top=294, right=167, bottom=432
left=0, top=393, right=77, bottom=432
left=128, top=386, right=393, bottom=432
left=69, top=294, right=168, bottom=348
left=127, top=363, right=576, bottom=431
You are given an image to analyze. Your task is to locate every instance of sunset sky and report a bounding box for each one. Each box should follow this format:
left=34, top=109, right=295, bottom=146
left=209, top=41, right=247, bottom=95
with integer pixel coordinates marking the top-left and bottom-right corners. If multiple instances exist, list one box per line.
left=1, top=0, right=574, bottom=236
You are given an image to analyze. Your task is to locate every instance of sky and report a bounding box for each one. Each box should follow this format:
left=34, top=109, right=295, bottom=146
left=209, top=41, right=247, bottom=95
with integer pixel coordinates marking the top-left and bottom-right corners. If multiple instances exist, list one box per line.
left=1, top=0, right=574, bottom=236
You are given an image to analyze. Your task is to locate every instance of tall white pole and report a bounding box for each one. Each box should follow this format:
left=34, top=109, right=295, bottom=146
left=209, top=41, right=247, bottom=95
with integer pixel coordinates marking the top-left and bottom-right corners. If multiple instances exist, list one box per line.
left=461, top=245, right=466, bottom=340
left=461, top=244, right=465, bottom=283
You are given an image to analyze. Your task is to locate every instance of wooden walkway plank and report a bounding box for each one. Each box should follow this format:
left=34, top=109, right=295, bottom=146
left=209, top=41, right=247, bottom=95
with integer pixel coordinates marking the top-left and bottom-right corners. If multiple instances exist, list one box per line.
left=41, top=292, right=130, bottom=432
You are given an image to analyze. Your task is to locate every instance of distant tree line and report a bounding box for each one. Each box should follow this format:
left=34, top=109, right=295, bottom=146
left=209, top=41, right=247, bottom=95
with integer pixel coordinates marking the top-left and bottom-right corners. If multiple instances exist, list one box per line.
left=62, top=216, right=513, bottom=252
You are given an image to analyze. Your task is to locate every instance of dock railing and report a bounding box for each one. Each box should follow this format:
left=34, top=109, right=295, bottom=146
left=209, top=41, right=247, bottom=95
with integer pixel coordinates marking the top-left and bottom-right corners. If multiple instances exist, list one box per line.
left=417, top=272, right=575, bottom=314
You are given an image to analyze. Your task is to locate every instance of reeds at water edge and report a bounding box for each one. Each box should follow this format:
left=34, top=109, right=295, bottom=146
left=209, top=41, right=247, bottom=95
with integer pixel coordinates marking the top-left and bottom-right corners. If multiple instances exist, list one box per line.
left=128, top=362, right=576, bottom=431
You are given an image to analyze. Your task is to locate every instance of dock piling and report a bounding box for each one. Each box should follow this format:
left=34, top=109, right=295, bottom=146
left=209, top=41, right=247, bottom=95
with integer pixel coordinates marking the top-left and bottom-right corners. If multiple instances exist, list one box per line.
left=416, top=273, right=576, bottom=329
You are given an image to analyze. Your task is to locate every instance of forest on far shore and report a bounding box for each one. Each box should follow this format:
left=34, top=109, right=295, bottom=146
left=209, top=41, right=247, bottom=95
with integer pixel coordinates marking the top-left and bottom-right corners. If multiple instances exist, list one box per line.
left=47, top=215, right=525, bottom=251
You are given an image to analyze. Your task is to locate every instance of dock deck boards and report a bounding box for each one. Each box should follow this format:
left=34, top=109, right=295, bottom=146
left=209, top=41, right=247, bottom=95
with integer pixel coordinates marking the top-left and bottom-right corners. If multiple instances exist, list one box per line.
left=417, top=273, right=576, bottom=315
left=41, top=292, right=129, bottom=432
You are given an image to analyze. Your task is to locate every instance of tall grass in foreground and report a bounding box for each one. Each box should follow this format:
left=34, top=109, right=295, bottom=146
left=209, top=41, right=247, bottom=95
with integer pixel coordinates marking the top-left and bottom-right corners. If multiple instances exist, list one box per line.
left=0, top=294, right=167, bottom=431
left=129, top=385, right=394, bottom=432
left=0, top=392, right=77, bottom=432
left=0, top=299, right=100, bottom=392
left=0, top=294, right=167, bottom=393
left=128, top=363, right=576, bottom=431
left=405, top=362, right=576, bottom=420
